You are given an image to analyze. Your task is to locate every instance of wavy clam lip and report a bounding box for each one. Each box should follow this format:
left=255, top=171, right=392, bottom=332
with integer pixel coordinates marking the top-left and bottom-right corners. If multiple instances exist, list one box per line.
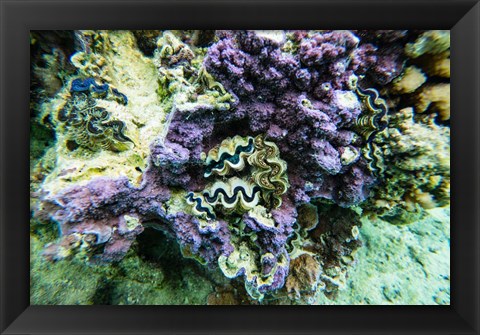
left=57, top=78, right=133, bottom=150
left=204, top=136, right=255, bottom=177
left=354, top=85, right=389, bottom=144
left=248, top=135, right=289, bottom=209
left=353, top=85, right=389, bottom=177
left=203, top=177, right=261, bottom=210
left=188, top=134, right=290, bottom=220
left=186, top=192, right=216, bottom=220
left=186, top=177, right=261, bottom=220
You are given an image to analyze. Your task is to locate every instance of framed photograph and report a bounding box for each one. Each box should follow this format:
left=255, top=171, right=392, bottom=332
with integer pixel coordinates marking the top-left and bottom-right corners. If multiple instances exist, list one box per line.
left=1, top=0, right=479, bottom=334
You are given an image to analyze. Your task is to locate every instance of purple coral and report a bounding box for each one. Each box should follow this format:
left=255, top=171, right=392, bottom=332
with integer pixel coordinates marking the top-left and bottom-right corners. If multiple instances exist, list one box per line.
left=168, top=211, right=234, bottom=264
left=203, top=30, right=374, bottom=207
left=298, top=31, right=359, bottom=67
left=140, top=32, right=381, bottom=296
left=349, top=30, right=418, bottom=85
left=40, top=168, right=172, bottom=262
left=39, top=159, right=235, bottom=265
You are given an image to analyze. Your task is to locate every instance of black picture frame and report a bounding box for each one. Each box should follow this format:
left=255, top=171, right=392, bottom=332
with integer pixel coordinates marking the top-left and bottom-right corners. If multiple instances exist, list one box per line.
left=1, top=0, right=479, bottom=334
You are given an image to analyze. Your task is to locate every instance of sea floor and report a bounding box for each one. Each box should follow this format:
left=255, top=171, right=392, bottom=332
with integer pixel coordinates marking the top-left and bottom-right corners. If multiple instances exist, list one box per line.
left=317, top=206, right=450, bottom=305
left=30, top=207, right=450, bottom=305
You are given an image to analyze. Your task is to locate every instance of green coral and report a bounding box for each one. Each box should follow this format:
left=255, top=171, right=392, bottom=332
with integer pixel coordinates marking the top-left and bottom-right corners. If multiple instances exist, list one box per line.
left=30, top=219, right=215, bottom=305
left=362, top=107, right=450, bottom=224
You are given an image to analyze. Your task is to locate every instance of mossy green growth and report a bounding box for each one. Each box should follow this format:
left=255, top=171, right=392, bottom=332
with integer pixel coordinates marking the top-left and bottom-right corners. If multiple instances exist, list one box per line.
left=30, top=122, right=55, bottom=165
left=30, top=220, right=215, bottom=305
left=30, top=232, right=110, bottom=305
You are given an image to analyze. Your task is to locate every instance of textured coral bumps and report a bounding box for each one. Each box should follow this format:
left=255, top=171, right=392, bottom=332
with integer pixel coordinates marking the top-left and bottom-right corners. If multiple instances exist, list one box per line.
left=30, top=30, right=450, bottom=305
left=204, top=30, right=378, bottom=207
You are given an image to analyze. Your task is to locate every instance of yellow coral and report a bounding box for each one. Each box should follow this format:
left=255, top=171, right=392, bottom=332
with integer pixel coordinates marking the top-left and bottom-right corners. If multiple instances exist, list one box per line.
left=285, top=254, right=322, bottom=301
left=422, top=51, right=450, bottom=78
left=38, top=31, right=162, bottom=194
left=405, top=30, right=450, bottom=59
left=362, top=107, right=450, bottom=224
left=414, top=83, right=450, bottom=120
left=391, top=66, right=427, bottom=94
left=412, top=189, right=437, bottom=209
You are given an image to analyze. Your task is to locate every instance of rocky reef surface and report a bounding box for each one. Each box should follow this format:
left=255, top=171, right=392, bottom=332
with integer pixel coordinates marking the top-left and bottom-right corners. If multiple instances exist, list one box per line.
left=30, top=30, right=450, bottom=305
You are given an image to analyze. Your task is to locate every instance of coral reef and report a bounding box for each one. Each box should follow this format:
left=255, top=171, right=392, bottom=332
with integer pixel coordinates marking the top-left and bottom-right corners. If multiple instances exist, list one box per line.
left=387, top=30, right=451, bottom=121
left=132, top=30, right=162, bottom=57
left=32, top=30, right=166, bottom=198
left=407, top=31, right=451, bottom=121
left=29, top=30, right=450, bottom=305
left=356, top=30, right=451, bottom=224
left=191, top=134, right=289, bottom=215
left=182, top=134, right=291, bottom=299
left=30, top=31, right=77, bottom=99
left=153, top=31, right=234, bottom=117
left=285, top=254, right=322, bottom=302
left=405, top=30, right=450, bottom=59
left=31, top=224, right=216, bottom=305
left=350, top=30, right=413, bottom=85
left=37, top=172, right=171, bottom=262
left=207, top=285, right=242, bottom=305
left=166, top=211, right=233, bottom=266
left=359, top=30, right=451, bottom=223
left=281, top=203, right=363, bottom=303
